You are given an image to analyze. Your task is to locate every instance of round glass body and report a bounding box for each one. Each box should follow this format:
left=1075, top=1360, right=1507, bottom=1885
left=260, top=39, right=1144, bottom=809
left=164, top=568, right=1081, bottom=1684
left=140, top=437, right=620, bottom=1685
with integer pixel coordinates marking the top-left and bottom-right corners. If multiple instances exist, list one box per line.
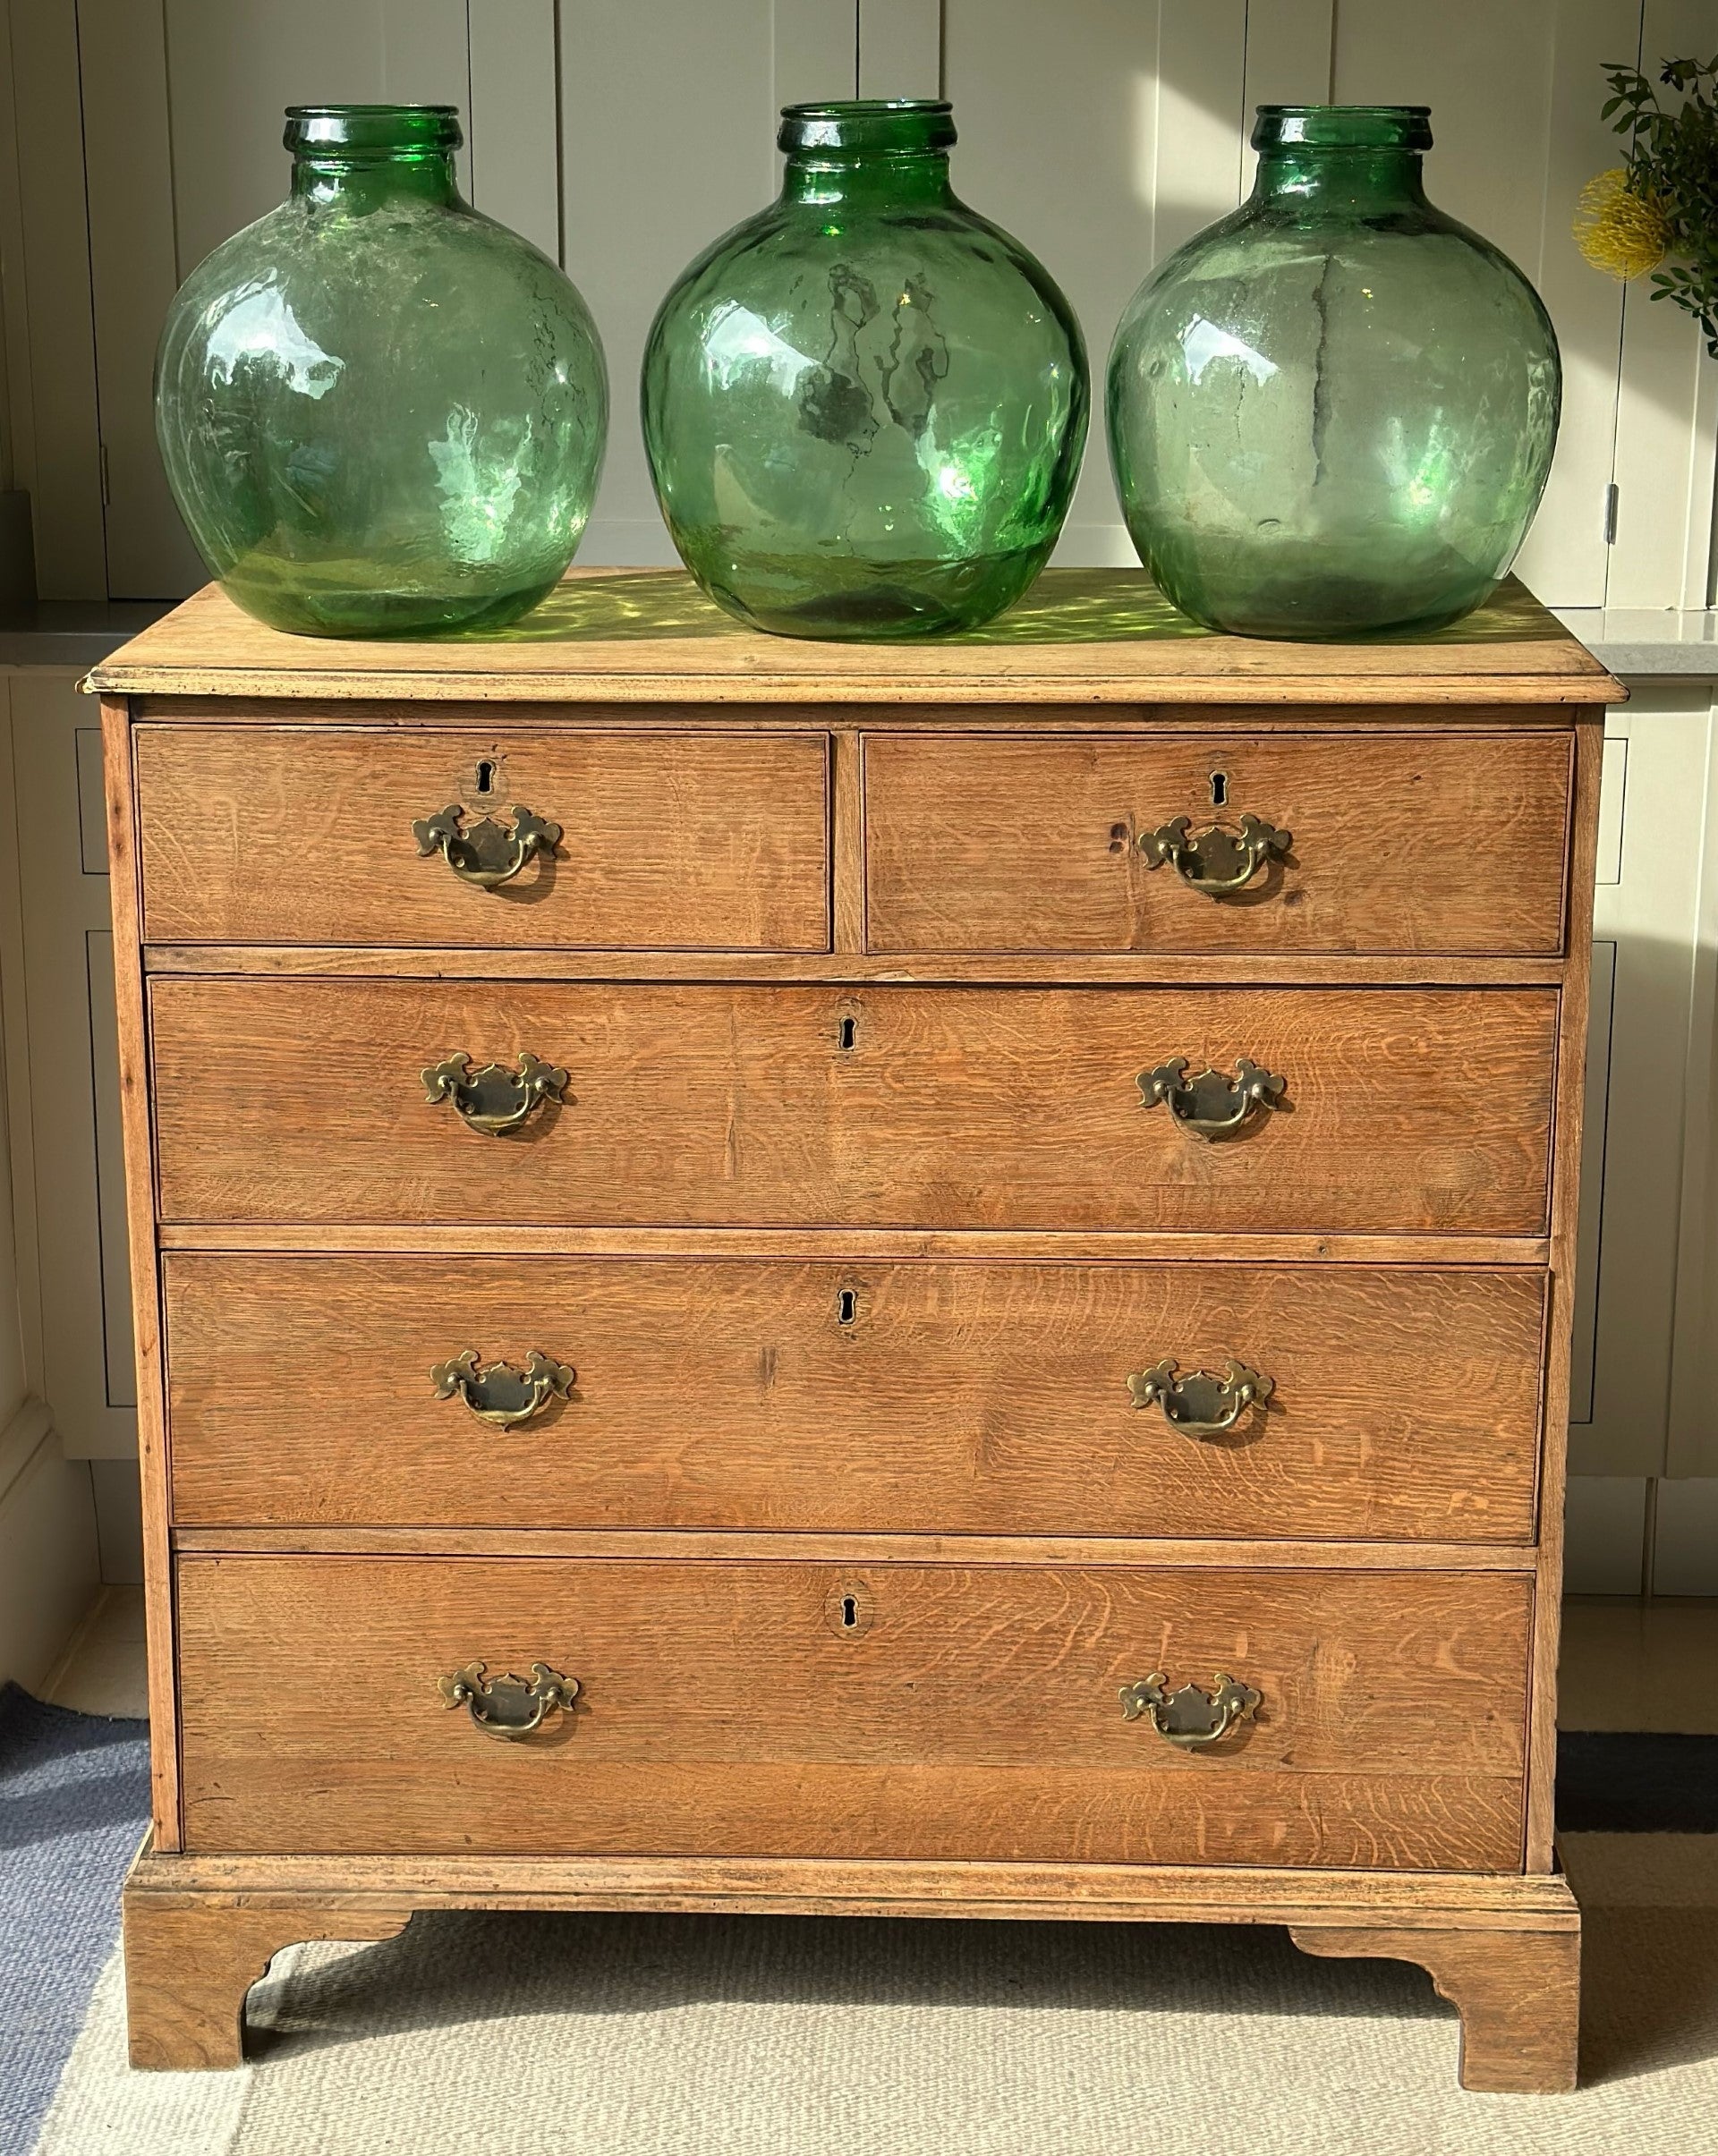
left=642, top=100, right=1089, bottom=640
left=1107, top=106, right=1561, bottom=639
left=155, top=105, right=608, bottom=637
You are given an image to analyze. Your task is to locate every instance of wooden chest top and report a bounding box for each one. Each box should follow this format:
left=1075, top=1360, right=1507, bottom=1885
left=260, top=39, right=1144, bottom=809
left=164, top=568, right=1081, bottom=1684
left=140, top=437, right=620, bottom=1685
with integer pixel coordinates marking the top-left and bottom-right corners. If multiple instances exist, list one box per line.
left=88, top=566, right=1619, bottom=708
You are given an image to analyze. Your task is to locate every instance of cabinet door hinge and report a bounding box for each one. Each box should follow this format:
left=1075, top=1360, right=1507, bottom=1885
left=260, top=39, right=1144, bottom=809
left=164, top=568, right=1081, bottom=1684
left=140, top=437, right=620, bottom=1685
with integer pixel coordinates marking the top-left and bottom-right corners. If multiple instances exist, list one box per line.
left=98, top=443, right=111, bottom=507
left=1603, top=481, right=1619, bottom=545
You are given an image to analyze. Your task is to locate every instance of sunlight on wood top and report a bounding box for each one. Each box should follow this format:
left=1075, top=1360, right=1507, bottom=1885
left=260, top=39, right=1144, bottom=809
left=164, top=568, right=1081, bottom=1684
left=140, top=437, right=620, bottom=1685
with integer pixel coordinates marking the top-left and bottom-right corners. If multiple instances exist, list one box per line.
left=87, top=566, right=1617, bottom=705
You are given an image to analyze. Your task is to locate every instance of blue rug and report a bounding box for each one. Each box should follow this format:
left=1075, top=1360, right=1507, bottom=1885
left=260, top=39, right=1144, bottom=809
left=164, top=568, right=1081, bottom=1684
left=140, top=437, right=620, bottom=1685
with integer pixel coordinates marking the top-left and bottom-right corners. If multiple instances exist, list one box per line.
left=0, top=1683, right=149, bottom=2154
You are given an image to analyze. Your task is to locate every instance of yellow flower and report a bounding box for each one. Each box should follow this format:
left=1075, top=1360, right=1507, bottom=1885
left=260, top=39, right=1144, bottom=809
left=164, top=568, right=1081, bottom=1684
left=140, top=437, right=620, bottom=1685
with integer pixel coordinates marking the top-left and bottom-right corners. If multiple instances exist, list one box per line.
left=1574, top=167, right=1672, bottom=278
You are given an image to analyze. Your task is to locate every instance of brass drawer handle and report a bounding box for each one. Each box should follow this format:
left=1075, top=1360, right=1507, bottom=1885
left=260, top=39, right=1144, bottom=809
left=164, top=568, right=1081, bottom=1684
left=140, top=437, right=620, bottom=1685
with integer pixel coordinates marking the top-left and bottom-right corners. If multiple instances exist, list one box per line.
left=1140, top=812, right=1290, bottom=896
left=413, top=802, right=561, bottom=888
left=422, top=1051, right=567, bottom=1135
left=1138, top=1056, right=1284, bottom=1137
left=1120, top=1672, right=1261, bottom=1749
left=431, top=1349, right=575, bottom=1429
left=1127, top=1357, right=1273, bottom=1436
left=438, top=1659, right=577, bottom=1740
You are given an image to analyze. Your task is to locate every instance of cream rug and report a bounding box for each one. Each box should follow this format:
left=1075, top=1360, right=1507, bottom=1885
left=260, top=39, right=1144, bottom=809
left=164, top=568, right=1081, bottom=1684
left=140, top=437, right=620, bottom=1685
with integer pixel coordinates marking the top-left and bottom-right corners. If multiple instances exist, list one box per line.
left=31, top=1836, right=1718, bottom=2156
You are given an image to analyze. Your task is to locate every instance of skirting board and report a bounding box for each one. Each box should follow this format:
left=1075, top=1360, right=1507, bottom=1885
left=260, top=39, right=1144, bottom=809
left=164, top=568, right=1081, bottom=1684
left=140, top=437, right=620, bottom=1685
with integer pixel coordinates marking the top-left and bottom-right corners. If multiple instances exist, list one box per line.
left=0, top=1395, right=99, bottom=1688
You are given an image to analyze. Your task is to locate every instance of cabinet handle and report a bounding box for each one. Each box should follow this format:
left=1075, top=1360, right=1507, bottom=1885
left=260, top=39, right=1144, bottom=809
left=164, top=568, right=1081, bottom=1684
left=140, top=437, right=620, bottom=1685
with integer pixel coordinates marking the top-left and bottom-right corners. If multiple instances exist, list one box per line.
left=1127, top=1357, right=1273, bottom=1436
left=412, top=802, right=561, bottom=888
left=438, top=1660, right=577, bottom=1740
left=1139, top=812, right=1290, bottom=896
left=431, top=1349, right=575, bottom=1429
left=1137, top=1056, right=1284, bottom=1137
left=1120, top=1672, right=1261, bottom=1749
left=422, top=1051, right=567, bottom=1135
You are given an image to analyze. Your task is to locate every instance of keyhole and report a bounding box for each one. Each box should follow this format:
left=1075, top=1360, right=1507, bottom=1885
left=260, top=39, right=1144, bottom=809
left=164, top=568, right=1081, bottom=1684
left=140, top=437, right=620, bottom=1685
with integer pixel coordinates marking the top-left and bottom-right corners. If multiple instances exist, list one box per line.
left=1210, top=770, right=1228, bottom=807
left=475, top=760, right=497, bottom=796
left=840, top=1595, right=859, bottom=1628
left=837, top=1287, right=857, bottom=1326
left=838, top=1014, right=857, bottom=1051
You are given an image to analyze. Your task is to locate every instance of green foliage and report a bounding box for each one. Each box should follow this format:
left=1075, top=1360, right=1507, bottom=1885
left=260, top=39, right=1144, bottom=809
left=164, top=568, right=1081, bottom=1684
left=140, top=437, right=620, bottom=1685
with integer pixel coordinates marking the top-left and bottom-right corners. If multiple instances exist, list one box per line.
left=1601, top=55, right=1718, bottom=357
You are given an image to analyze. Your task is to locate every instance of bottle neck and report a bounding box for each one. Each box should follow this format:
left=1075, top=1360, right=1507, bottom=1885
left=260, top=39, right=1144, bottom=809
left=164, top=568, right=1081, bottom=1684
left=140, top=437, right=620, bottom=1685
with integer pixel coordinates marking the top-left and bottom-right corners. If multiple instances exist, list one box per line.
left=779, top=150, right=956, bottom=209
left=290, top=151, right=461, bottom=211
left=1251, top=146, right=1428, bottom=215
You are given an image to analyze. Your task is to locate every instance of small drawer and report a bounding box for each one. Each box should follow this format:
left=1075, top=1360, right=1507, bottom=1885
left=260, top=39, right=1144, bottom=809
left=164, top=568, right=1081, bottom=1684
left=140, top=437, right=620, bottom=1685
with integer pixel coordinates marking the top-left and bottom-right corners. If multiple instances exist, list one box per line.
left=863, top=729, right=1572, bottom=954
left=149, top=979, right=1557, bottom=1234
left=134, top=725, right=830, bottom=949
left=176, top=1554, right=1530, bottom=1870
left=165, top=1255, right=1545, bottom=1543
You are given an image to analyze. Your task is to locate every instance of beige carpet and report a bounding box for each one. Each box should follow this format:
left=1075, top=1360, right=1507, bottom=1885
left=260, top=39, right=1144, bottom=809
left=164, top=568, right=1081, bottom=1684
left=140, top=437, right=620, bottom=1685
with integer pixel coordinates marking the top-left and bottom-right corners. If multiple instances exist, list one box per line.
left=33, top=1837, right=1718, bottom=2156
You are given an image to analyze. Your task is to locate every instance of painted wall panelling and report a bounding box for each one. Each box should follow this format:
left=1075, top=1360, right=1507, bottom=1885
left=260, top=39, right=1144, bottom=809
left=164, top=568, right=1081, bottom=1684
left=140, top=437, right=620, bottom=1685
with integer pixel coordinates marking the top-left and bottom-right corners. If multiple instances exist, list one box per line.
left=1569, top=688, right=1712, bottom=1480
left=0, top=4, right=106, bottom=598
left=5, top=673, right=134, bottom=1464
left=948, top=0, right=1250, bottom=567
left=468, top=3, right=560, bottom=263
left=3, top=0, right=1706, bottom=605
left=1608, top=0, right=1718, bottom=612
left=1666, top=679, right=1718, bottom=1474
left=0, top=677, right=100, bottom=1679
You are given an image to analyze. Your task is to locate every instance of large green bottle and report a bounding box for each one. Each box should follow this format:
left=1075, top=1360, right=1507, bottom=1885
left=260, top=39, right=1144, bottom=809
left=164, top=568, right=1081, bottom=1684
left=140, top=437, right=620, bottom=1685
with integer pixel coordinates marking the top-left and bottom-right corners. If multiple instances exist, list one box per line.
left=642, top=100, right=1088, bottom=640
left=155, top=105, right=607, bottom=637
left=1107, top=106, right=1561, bottom=639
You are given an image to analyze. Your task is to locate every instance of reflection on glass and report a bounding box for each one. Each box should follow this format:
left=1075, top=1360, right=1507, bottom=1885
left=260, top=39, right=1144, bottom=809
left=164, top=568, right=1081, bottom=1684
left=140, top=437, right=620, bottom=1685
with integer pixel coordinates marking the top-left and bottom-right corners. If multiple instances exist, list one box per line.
left=1108, top=106, right=1561, bottom=641
left=156, top=104, right=607, bottom=638
left=642, top=100, right=1088, bottom=641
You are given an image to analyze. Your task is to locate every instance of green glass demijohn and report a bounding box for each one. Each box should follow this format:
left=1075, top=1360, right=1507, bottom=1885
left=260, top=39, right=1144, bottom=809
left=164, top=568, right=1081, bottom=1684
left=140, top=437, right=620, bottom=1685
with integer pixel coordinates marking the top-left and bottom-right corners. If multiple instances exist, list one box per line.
left=642, top=99, right=1088, bottom=639
left=1107, top=106, right=1561, bottom=639
left=155, top=105, right=607, bottom=637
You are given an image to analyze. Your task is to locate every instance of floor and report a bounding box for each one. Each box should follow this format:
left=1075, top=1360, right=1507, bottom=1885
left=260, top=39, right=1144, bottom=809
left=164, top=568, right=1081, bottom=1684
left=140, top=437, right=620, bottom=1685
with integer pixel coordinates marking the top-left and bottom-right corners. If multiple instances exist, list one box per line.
left=38, top=1587, right=148, bottom=1718
left=37, top=1584, right=1718, bottom=1730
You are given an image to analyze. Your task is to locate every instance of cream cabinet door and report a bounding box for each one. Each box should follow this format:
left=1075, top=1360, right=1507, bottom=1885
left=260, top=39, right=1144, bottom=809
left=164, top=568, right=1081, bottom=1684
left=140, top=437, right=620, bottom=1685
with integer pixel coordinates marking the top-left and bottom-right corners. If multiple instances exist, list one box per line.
left=1569, top=684, right=1718, bottom=1480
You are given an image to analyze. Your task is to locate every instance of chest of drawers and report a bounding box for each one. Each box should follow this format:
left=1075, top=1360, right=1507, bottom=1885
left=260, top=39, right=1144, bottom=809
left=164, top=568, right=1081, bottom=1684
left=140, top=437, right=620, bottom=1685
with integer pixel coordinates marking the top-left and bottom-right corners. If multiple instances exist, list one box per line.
left=94, top=568, right=1614, bottom=2092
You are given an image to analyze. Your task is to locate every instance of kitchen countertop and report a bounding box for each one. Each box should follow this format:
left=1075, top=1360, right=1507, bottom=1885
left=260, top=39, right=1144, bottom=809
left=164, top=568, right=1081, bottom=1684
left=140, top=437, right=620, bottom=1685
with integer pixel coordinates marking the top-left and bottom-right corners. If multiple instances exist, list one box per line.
left=1553, top=607, right=1718, bottom=678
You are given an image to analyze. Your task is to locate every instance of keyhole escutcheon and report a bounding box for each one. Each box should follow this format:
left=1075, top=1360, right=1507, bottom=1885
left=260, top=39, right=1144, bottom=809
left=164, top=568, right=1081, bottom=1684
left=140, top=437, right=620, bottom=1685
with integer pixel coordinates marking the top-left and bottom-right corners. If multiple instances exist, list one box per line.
left=823, top=1579, right=875, bottom=1637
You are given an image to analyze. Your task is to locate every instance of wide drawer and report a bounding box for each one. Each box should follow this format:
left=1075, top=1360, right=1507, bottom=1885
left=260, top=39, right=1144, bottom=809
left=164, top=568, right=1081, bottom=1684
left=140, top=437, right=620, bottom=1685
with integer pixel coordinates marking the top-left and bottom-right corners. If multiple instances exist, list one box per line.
left=149, top=980, right=1556, bottom=1234
left=863, top=730, right=1572, bottom=955
left=134, top=726, right=831, bottom=949
left=165, top=1256, right=1545, bottom=1541
left=175, top=1555, right=1530, bottom=1869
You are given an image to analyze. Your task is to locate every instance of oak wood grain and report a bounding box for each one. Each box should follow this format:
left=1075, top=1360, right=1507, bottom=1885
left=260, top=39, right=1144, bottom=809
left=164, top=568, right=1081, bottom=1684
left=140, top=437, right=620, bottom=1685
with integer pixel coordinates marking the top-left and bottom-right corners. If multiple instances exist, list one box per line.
left=135, top=726, right=831, bottom=950
left=140, top=944, right=1571, bottom=986
left=149, top=979, right=1558, bottom=1235
left=175, top=1555, right=1530, bottom=1870
left=100, top=698, right=179, bottom=1847
left=164, top=1255, right=1546, bottom=1542
left=864, top=730, right=1572, bottom=955
left=119, top=1841, right=1576, bottom=2071
left=84, top=569, right=1620, bottom=705
left=1527, top=710, right=1604, bottom=1867
left=1291, top=1922, right=1580, bottom=2092
left=168, top=1526, right=1539, bottom=1570
left=132, top=696, right=1604, bottom=732
left=122, top=1889, right=411, bottom=2069
left=154, top=1224, right=1552, bottom=1264
left=127, top=1844, right=1582, bottom=1928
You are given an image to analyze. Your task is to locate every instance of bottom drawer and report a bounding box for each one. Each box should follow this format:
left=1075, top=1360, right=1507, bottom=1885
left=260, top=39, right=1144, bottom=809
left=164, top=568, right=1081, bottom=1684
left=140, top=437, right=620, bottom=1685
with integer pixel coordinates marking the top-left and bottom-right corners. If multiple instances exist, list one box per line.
left=176, top=1556, right=1530, bottom=1872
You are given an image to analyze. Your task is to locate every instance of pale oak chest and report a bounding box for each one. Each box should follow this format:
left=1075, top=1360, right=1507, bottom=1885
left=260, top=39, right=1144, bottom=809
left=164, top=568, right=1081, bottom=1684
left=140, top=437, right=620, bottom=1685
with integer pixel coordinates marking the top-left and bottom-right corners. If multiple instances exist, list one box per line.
left=93, top=568, right=1615, bottom=2091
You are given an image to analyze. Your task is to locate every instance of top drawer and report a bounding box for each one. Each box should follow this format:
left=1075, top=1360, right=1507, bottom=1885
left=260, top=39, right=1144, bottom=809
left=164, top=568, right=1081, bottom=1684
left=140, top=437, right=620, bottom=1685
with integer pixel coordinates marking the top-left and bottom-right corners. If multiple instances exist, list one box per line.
left=134, top=726, right=831, bottom=950
left=863, top=729, right=1572, bottom=955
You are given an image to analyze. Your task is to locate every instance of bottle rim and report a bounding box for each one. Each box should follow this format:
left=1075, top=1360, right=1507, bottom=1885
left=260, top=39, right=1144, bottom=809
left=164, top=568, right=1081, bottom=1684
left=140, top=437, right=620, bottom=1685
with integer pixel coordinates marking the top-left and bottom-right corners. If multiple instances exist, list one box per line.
left=284, top=105, right=464, bottom=157
left=778, top=98, right=957, bottom=156
left=1253, top=105, right=1433, bottom=152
